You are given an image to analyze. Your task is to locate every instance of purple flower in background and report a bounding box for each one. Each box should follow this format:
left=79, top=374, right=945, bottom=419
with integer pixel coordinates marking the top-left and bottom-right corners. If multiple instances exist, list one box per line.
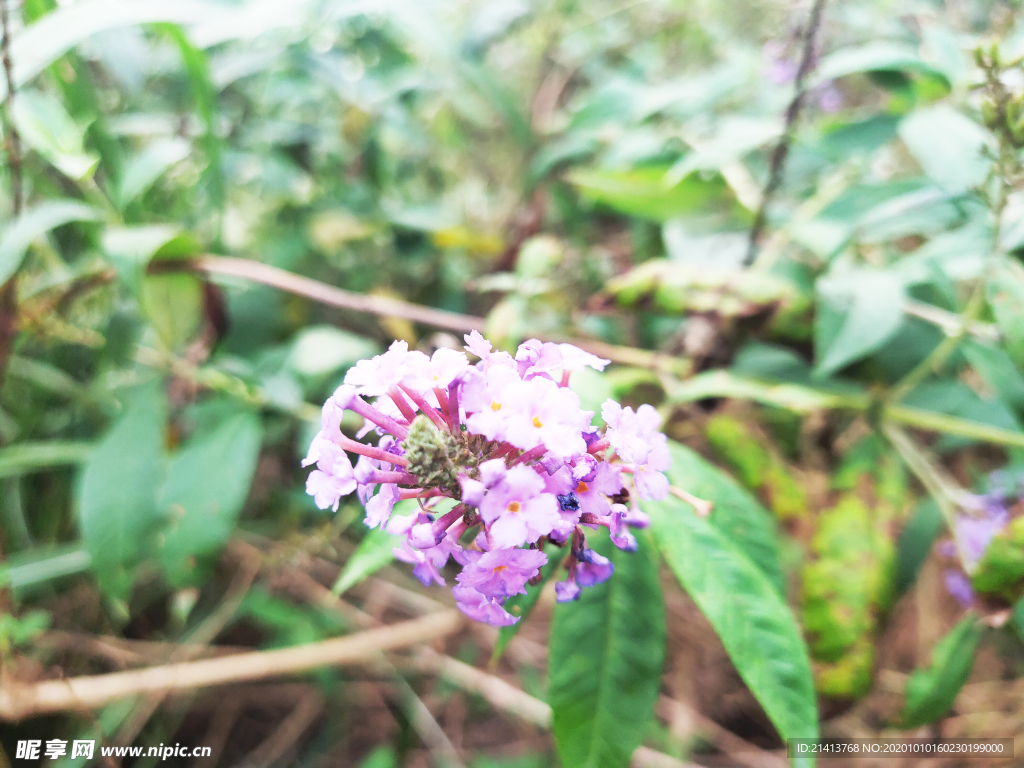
left=955, top=494, right=1010, bottom=570
left=301, top=332, right=684, bottom=626
left=762, top=41, right=799, bottom=84
left=943, top=569, right=975, bottom=608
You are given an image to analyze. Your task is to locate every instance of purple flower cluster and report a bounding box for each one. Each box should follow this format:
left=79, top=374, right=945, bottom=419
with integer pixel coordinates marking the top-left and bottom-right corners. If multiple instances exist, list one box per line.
left=940, top=474, right=1024, bottom=607
left=302, top=332, right=672, bottom=625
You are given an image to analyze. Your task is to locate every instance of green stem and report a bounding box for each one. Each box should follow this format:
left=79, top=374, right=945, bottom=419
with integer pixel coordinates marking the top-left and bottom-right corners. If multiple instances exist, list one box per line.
left=885, top=404, right=1024, bottom=448
left=883, top=424, right=972, bottom=569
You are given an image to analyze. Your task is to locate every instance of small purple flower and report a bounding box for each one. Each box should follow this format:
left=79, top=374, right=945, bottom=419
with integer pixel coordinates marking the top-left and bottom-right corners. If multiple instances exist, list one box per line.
left=517, top=340, right=610, bottom=378
left=576, top=548, right=614, bottom=586
left=452, top=585, right=518, bottom=626
left=478, top=465, right=561, bottom=548
left=303, top=436, right=356, bottom=511
left=502, top=377, right=590, bottom=458
left=461, top=365, right=521, bottom=441
left=555, top=579, right=581, bottom=602
left=609, top=506, right=638, bottom=551
left=455, top=547, right=547, bottom=599
left=574, top=461, right=622, bottom=516
left=365, top=483, right=400, bottom=528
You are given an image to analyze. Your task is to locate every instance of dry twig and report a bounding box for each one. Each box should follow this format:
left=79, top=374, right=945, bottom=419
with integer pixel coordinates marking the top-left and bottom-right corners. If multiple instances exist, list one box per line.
left=0, top=610, right=463, bottom=720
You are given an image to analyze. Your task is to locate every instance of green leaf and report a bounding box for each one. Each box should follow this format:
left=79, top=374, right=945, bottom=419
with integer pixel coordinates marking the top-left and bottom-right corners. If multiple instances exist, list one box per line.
left=898, top=106, right=991, bottom=194
left=142, top=272, right=204, bottom=351
left=549, top=531, right=665, bottom=768
left=962, top=340, right=1024, bottom=412
left=117, top=137, right=191, bottom=207
left=647, top=497, right=818, bottom=759
left=664, top=370, right=868, bottom=413
left=288, top=325, right=381, bottom=378
left=666, top=116, right=781, bottom=184
left=102, top=225, right=197, bottom=298
left=1012, top=597, right=1024, bottom=642
left=0, top=200, right=100, bottom=285
left=161, top=24, right=224, bottom=208
left=664, top=441, right=786, bottom=592
left=78, top=383, right=167, bottom=598
left=567, top=166, right=734, bottom=223
left=11, top=88, right=99, bottom=179
left=158, top=411, right=263, bottom=586
left=815, top=42, right=951, bottom=89
left=815, top=269, right=906, bottom=378
left=3, top=0, right=229, bottom=102
left=894, top=499, right=944, bottom=596
left=0, top=544, right=91, bottom=594
left=332, top=526, right=401, bottom=596
left=492, top=543, right=563, bottom=663
left=0, top=441, right=93, bottom=478
left=987, top=258, right=1024, bottom=367
left=901, top=615, right=982, bottom=727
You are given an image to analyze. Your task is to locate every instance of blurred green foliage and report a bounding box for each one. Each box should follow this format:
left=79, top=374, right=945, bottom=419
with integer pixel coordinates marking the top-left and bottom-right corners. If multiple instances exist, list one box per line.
left=3, top=0, right=1024, bottom=764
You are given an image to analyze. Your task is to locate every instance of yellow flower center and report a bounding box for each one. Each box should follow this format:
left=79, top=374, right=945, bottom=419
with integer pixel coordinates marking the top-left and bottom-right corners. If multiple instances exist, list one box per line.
left=491, top=400, right=502, bottom=411
left=507, top=501, right=521, bottom=513
left=494, top=565, right=508, bottom=573
left=532, top=415, right=544, bottom=428
left=577, top=482, right=589, bottom=493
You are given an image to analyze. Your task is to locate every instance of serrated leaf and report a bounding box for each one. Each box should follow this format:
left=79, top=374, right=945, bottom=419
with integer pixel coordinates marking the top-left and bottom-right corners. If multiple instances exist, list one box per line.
left=78, top=383, right=167, bottom=598
left=332, top=526, right=401, bottom=596
left=647, top=497, right=818, bottom=761
left=492, top=543, right=563, bottom=663
left=815, top=269, right=906, bottom=378
left=663, top=441, right=785, bottom=593
left=549, top=531, right=665, bottom=768
left=901, top=615, right=981, bottom=727
left=0, top=200, right=100, bottom=285
left=158, top=410, right=263, bottom=586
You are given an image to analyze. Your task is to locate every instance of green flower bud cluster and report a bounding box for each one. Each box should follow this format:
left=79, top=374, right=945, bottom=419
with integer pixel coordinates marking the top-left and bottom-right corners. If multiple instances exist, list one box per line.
left=402, top=415, right=482, bottom=495
left=975, top=44, right=1024, bottom=149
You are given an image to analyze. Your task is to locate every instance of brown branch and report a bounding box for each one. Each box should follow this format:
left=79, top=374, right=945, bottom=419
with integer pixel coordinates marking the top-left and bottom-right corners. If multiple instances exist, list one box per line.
left=185, top=256, right=487, bottom=335
left=744, top=0, right=828, bottom=266
left=155, top=256, right=690, bottom=374
left=0, top=610, right=464, bottom=721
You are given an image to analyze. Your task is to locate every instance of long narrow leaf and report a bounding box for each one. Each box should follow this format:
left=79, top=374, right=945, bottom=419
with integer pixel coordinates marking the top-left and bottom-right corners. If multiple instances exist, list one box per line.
left=549, top=531, right=665, bottom=768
